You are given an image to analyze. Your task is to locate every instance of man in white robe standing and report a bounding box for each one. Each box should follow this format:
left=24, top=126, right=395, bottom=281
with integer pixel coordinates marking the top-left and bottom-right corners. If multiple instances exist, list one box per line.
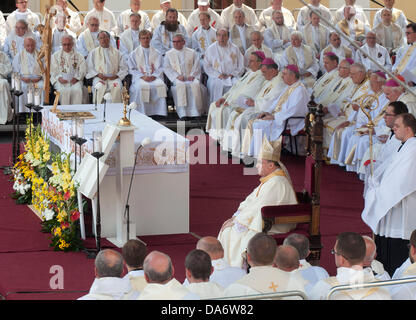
left=119, top=13, right=142, bottom=63
left=163, top=33, right=206, bottom=119
left=218, top=137, right=298, bottom=267
left=0, top=10, right=6, bottom=47
left=12, top=37, right=44, bottom=112
left=51, top=14, right=76, bottom=54
left=150, top=8, right=189, bottom=56
left=84, top=0, right=117, bottom=36
left=220, top=0, right=258, bottom=31
left=241, top=64, right=309, bottom=158
left=54, top=0, right=82, bottom=35
left=279, top=31, right=320, bottom=91
left=373, top=8, right=405, bottom=55
left=5, top=0, right=40, bottom=33
left=191, top=12, right=217, bottom=62
left=297, top=0, right=332, bottom=30
left=50, top=35, right=86, bottom=105
left=203, top=28, right=245, bottom=104
left=224, top=233, right=307, bottom=297
left=186, top=0, right=223, bottom=36
left=336, top=5, right=370, bottom=51
left=333, top=0, right=370, bottom=29
left=206, top=51, right=266, bottom=144
left=128, top=30, right=167, bottom=117
left=362, top=113, right=416, bottom=277
left=151, top=0, right=188, bottom=30
left=0, top=50, right=13, bottom=124
left=138, top=251, right=200, bottom=300
left=302, top=11, right=330, bottom=61
left=229, top=9, right=255, bottom=56
left=373, top=0, right=408, bottom=33
left=117, top=0, right=151, bottom=35
left=86, top=31, right=128, bottom=104
left=76, top=16, right=116, bottom=59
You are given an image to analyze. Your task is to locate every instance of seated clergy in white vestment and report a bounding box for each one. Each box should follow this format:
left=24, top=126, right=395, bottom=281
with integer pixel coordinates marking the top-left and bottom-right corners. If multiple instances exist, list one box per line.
left=117, top=0, right=152, bottom=35
left=337, top=72, right=388, bottom=171
left=296, top=0, right=333, bottom=30
left=163, top=33, right=207, bottom=119
left=333, top=1, right=370, bottom=29
left=78, top=249, right=139, bottom=300
left=362, top=114, right=416, bottom=276
left=388, top=230, right=416, bottom=299
left=186, top=0, right=223, bottom=36
left=223, top=234, right=307, bottom=298
left=221, top=58, right=286, bottom=158
left=206, top=51, right=266, bottom=143
left=118, top=13, right=142, bottom=63
left=194, top=236, right=246, bottom=288
left=128, top=30, right=167, bottom=117
left=326, top=63, right=370, bottom=164
left=183, top=249, right=225, bottom=299
left=86, top=31, right=128, bottom=104
left=362, top=235, right=391, bottom=281
left=138, top=251, right=200, bottom=300
left=53, top=0, right=83, bottom=35
left=203, top=28, right=245, bottom=104
left=312, top=52, right=340, bottom=104
left=279, top=31, right=320, bottom=91
left=150, top=0, right=188, bottom=30
left=229, top=9, right=256, bottom=56
left=220, top=0, right=259, bottom=31
left=12, top=37, right=44, bottom=112
left=257, top=0, right=296, bottom=31
left=218, top=138, right=298, bottom=268
left=302, top=12, right=330, bottom=61
left=3, top=19, right=40, bottom=62
left=84, top=0, right=117, bottom=36
left=50, top=35, right=87, bottom=105
left=51, top=14, right=76, bottom=54
left=0, top=10, right=6, bottom=47
left=150, top=8, right=190, bottom=56
left=283, top=233, right=329, bottom=295
left=319, top=31, right=353, bottom=73
left=76, top=16, right=116, bottom=59
left=191, top=12, right=217, bottom=62
left=354, top=32, right=392, bottom=73
left=241, top=64, right=309, bottom=159
left=263, top=10, right=293, bottom=61
left=0, top=50, right=13, bottom=124
left=373, top=8, right=405, bottom=55
left=335, top=5, right=371, bottom=51
left=310, top=232, right=391, bottom=300
left=392, top=23, right=416, bottom=75
left=358, top=101, right=408, bottom=184
left=373, top=2, right=408, bottom=32
left=244, top=31, right=273, bottom=68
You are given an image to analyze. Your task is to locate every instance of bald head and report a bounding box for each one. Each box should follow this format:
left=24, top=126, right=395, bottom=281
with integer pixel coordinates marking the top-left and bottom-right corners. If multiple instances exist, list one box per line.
left=143, top=251, right=174, bottom=284
left=196, top=236, right=224, bottom=260
left=362, top=235, right=376, bottom=267
left=95, top=249, right=124, bottom=278
left=274, top=245, right=300, bottom=272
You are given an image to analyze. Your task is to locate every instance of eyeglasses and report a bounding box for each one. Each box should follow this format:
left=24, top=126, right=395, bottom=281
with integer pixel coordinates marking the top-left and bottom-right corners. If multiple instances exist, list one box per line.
left=384, top=113, right=396, bottom=117
left=406, top=31, right=416, bottom=35
left=331, top=249, right=343, bottom=256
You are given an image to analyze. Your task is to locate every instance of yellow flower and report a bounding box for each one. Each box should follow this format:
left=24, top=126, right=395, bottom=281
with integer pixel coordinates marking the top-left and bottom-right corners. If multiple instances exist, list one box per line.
left=54, top=227, right=62, bottom=237
left=59, top=239, right=70, bottom=250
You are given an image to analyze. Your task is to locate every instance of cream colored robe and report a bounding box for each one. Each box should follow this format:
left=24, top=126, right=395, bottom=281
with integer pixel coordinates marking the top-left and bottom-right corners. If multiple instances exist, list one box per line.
left=50, top=49, right=87, bottom=105
left=150, top=10, right=188, bottom=30
left=224, top=266, right=308, bottom=299
left=312, top=69, right=340, bottom=103
left=218, top=169, right=298, bottom=268
left=186, top=8, right=223, bottom=35
left=220, top=4, right=259, bottom=30
left=138, top=278, right=198, bottom=300
left=206, top=69, right=265, bottom=141
left=5, top=9, right=40, bottom=33
left=302, top=22, right=330, bottom=56
left=373, top=22, right=404, bottom=53
left=258, top=6, right=296, bottom=31
left=297, top=4, right=333, bottom=29
left=0, top=51, right=12, bottom=124
left=84, top=7, right=117, bottom=35
left=229, top=24, right=255, bottom=55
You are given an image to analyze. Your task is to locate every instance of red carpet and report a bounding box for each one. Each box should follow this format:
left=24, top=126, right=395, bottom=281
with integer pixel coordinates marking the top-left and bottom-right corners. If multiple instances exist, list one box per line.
left=0, top=135, right=372, bottom=300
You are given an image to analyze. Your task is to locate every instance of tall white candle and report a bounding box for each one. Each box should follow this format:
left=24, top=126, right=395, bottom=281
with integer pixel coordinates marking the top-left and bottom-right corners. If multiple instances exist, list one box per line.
left=34, top=92, right=40, bottom=106
left=27, top=90, right=33, bottom=104
left=93, top=131, right=102, bottom=153
left=77, top=119, right=84, bottom=137
left=15, top=78, right=21, bottom=91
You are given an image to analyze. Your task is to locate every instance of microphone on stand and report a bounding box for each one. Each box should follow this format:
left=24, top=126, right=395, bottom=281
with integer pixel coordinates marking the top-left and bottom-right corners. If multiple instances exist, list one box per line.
left=124, top=137, right=151, bottom=242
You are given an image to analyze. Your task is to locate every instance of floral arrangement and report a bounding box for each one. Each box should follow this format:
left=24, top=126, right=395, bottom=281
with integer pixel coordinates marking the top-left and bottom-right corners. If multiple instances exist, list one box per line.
left=12, top=118, right=83, bottom=252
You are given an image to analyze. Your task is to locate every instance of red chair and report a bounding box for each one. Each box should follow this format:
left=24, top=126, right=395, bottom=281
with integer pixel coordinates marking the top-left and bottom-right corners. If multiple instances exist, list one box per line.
left=281, top=117, right=307, bottom=156
left=262, top=101, right=324, bottom=265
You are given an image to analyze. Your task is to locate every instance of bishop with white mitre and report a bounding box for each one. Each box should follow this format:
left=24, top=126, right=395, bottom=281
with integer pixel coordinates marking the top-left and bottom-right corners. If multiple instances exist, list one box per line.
left=203, top=28, right=245, bottom=104
left=206, top=51, right=266, bottom=142
left=164, top=33, right=206, bottom=119
left=218, top=136, right=298, bottom=268
left=241, top=65, right=309, bottom=159
left=128, top=30, right=167, bottom=117
left=86, top=31, right=128, bottom=104
left=50, top=35, right=87, bottom=105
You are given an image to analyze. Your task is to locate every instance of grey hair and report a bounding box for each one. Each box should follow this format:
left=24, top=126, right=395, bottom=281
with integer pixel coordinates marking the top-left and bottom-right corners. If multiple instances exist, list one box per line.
left=233, top=8, right=245, bottom=17
left=95, top=249, right=124, bottom=278
left=61, top=34, right=74, bottom=44
left=87, top=15, right=100, bottom=24
left=291, top=30, right=303, bottom=41
left=351, top=62, right=366, bottom=74
left=16, top=19, right=29, bottom=28
left=173, top=33, right=185, bottom=41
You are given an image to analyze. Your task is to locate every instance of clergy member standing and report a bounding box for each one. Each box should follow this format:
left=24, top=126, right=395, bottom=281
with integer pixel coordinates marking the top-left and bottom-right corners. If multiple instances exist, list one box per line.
left=0, top=50, right=13, bottom=124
